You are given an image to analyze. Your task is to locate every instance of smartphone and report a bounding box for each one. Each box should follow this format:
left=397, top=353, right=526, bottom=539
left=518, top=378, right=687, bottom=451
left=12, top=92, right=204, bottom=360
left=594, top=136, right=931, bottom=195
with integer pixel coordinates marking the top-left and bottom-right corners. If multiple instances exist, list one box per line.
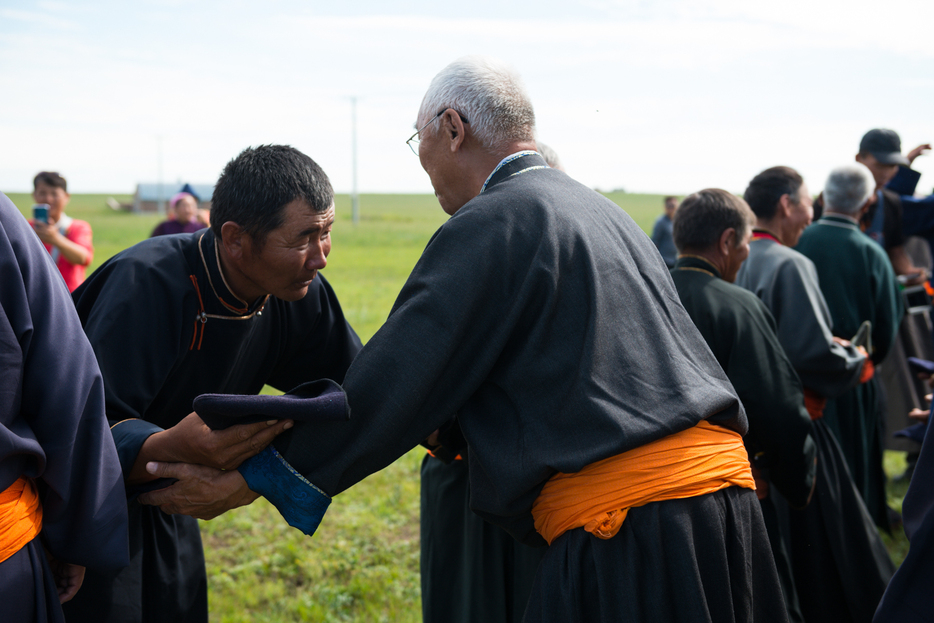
left=32, top=204, right=49, bottom=224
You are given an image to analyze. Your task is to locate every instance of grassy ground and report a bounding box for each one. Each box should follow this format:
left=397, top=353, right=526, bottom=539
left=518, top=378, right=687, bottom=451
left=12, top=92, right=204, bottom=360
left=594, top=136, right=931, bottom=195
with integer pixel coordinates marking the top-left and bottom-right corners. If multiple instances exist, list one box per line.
left=3, top=190, right=911, bottom=620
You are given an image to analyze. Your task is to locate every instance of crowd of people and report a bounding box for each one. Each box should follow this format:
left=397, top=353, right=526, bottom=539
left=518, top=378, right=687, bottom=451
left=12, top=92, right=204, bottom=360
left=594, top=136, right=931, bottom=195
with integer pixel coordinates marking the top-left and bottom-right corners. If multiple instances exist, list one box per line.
left=4, top=55, right=934, bottom=623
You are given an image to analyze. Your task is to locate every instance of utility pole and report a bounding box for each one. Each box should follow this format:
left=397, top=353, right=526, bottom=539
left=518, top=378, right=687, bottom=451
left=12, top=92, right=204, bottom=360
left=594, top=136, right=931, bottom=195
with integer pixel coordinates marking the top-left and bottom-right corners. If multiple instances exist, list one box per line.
left=157, top=134, right=165, bottom=217
left=351, top=96, right=359, bottom=226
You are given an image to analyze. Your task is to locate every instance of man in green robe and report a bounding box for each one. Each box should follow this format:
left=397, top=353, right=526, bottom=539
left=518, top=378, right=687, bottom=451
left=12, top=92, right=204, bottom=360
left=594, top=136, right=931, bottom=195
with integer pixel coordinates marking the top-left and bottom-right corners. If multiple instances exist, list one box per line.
left=796, top=163, right=905, bottom=529
left=670, top=188, right=817, bottom=622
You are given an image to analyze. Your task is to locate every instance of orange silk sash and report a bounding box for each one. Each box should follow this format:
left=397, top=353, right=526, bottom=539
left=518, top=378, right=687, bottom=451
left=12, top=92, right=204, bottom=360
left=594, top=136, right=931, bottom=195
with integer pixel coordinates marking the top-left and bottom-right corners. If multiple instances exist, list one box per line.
left=0, top=477, right=43, bottom=564
left=803, top=388, right=826, bottom=420
left=425, top=448, right=463, bottom=461
left=532, top=420, right=755, bottom=545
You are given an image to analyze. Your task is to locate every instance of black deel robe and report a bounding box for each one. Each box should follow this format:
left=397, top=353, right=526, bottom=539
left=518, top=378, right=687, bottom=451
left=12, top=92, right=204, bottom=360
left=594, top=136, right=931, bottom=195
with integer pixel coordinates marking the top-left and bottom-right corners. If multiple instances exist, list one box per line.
left=247, top=152, right=787, bottom=622
left=420, top=452, right=546, bottom=623
left=0, top=192, right=128, bottom=622
left=672, top=255, right=817, bottom=623
left=64, top=229, right=361, bottom=623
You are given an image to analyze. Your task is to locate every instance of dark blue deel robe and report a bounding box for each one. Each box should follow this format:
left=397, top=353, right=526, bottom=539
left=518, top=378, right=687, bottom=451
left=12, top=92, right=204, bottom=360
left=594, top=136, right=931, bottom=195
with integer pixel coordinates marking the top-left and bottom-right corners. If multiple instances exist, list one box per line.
left=889, top=165, right=934, bottom=265
left=874, top=401, right=934, bottom=622
left=0, top=192, right=128, bottom=622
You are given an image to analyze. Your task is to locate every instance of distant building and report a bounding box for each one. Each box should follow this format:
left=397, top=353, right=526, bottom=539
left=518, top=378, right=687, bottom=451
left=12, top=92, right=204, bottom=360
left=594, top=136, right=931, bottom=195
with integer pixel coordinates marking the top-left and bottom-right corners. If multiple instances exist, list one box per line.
left=130, top=183, right=215, bottom=213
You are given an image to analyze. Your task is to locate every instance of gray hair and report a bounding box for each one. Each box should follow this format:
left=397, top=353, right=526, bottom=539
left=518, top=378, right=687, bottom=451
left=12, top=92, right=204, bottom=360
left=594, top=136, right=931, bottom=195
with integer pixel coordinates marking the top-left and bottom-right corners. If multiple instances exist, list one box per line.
left=823, top=164, right=875, bottom=215
left=418, top=56, right=536, bottom=152
left=537, top=142, right=563, bottom=171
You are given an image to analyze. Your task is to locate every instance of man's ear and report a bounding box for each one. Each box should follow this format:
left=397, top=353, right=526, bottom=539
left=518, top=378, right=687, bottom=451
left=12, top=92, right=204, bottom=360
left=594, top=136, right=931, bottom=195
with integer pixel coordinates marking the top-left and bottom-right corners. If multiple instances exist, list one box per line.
left=220, top=221, right=248, bottom=262
left=440, top=109, right=467, bottom=153
left=719, top=228, right=736, bottom=257
left=777, top=194, right=793, bottom=218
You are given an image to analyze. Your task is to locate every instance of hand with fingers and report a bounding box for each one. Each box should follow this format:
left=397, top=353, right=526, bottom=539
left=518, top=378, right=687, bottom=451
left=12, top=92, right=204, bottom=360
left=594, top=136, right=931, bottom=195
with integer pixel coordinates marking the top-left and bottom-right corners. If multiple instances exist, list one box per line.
left=907, top=143, right=931, bottom=165
left=137, top=462, right=261, bottom=519
left=127, top=411, right=293, bottom=485
left=44, top=552, right=86, bottom=603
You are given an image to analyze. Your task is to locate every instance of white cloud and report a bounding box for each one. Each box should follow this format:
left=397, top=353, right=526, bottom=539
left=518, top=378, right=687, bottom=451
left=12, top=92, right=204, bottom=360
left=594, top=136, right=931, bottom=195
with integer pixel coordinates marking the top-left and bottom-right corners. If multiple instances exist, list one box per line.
left=0, top=7, right=80, bottom=30
left=2, top=2, right=934, bottom=194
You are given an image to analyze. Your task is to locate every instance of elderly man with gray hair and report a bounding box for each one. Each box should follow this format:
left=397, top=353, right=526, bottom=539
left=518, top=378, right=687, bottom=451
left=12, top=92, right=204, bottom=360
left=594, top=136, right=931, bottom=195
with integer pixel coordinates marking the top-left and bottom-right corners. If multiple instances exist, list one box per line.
left=796, top=164, right=905, bottom=537
left=221, top=56, right=787, bottom=621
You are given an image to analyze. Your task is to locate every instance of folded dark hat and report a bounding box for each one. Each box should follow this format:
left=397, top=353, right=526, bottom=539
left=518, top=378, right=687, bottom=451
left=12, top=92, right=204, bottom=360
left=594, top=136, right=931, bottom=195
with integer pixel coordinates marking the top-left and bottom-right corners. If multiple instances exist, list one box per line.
left=193, top=379, right=350, bottom=477
left=194, top=378, right=349, bottom=430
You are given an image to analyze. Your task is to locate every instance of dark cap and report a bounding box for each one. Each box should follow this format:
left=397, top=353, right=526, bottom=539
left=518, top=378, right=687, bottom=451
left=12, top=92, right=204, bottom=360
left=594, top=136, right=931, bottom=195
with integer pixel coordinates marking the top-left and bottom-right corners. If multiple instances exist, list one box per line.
left=859, top=129, right=910, bottom=166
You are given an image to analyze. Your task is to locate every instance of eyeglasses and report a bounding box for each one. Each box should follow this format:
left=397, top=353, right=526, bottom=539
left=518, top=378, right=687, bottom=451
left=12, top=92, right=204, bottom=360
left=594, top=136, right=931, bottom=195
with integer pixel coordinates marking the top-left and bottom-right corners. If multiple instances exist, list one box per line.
left=406, top=108, right=469, bottom=155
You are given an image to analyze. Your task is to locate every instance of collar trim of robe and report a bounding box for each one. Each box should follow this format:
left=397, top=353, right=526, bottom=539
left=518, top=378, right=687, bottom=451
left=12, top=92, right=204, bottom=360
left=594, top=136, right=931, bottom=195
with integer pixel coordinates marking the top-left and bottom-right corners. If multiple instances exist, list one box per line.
left=674, top=255, right=721, bottom=279
left=751, top=228, right=781, bottom=245
left=816, top=213, right=860, bottom=230
left=480, top=151, right=547, bottom=194
left=197, top=231, right=270, bottom=317
left=186, top=231, right=271, bottom=350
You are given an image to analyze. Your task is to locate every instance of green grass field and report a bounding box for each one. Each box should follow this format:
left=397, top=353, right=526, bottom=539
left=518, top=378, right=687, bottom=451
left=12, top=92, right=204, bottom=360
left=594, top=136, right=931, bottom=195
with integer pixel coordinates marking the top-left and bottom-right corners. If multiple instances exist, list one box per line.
left=4, top=190, right=911, bottom=621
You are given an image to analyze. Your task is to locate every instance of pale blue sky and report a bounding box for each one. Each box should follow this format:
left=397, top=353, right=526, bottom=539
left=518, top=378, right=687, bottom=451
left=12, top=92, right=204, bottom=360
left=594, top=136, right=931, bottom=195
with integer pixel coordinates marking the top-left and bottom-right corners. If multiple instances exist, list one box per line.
left=2, top=0, right=933, bottom=197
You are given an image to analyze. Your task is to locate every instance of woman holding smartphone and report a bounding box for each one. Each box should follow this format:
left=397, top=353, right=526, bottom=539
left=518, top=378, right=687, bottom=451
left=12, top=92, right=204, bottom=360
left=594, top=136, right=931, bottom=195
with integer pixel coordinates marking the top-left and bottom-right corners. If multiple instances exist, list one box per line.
left=31, top=171, right=93, bottom=292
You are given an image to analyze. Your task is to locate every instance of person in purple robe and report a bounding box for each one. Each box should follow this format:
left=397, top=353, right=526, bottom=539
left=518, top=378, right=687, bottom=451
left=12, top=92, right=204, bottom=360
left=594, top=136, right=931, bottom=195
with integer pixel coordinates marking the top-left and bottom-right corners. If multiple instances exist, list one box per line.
left=150, top=192, right=208, bottom=237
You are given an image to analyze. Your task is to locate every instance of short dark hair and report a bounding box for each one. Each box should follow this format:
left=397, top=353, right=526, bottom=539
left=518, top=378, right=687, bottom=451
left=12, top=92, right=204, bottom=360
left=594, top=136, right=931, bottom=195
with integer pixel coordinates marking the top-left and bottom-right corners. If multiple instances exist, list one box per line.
left=210, top=145, right=334, bottom=245
left=673, top=189, right=755, bottom=253
left=743, top=166, right=803, bottom=220
left=664, top=195, right=678, bottom=206
left=33, top=171, right=67, bottom=193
